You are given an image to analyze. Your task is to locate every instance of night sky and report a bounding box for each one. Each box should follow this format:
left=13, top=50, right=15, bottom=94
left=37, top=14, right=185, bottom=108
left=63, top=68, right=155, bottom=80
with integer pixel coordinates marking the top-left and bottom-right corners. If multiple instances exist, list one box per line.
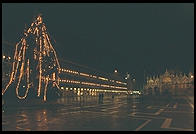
left=2, top=3, right=194, bottom=85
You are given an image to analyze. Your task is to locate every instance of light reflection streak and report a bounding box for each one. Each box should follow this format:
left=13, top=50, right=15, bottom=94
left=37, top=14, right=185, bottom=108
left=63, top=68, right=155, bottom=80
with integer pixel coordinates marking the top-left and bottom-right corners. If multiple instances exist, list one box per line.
left=15, top=111, right=31, bottom=131
left=36, top=109, right=49, bottom=131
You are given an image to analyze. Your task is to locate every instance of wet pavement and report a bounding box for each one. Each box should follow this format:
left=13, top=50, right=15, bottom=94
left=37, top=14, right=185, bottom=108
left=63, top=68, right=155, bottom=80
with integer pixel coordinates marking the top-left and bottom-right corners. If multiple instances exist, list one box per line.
left=2, top=94, right=194, bottom=131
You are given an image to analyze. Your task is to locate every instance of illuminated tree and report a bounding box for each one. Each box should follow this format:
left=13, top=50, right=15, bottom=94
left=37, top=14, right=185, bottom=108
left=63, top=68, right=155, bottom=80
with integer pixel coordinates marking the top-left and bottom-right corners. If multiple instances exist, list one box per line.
left=2, top=15, right=62, bottom=101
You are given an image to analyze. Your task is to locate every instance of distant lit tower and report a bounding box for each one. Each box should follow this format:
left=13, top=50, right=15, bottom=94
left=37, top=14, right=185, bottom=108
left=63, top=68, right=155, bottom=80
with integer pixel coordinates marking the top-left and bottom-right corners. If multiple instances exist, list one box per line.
left=125, top=72, right=130, bottom=80
left=2, top=15, right=61, bottom=101
left=126, top=72, right=135, bottom=90
left=125, top=72, right=131, bottom=90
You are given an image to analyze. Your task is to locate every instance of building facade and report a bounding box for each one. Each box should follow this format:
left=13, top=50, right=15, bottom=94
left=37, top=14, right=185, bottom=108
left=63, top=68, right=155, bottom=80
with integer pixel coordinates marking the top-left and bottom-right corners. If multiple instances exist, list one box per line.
left=144, top=69, right=194, bottom=95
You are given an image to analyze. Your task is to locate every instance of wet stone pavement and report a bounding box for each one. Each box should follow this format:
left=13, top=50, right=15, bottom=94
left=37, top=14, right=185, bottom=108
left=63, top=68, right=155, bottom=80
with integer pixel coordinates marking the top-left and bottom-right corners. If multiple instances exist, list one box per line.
left=2, top=94, right=194, bottom=131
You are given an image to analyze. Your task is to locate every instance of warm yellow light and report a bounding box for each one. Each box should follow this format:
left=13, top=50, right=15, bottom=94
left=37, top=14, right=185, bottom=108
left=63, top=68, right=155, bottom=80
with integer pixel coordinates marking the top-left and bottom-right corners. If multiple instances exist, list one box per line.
left=98, top=77, right=108, bottom=81
left=92, top=75, right=97, bottom=78
left=191, top=75, right=194, bottom=78
left=114, top=70, right=118, bottom=73
left=3, top=55, right=6, bottom=59
left=80, top=72, right=90, bottom=77
left=77, top=91, right=80, bottom=96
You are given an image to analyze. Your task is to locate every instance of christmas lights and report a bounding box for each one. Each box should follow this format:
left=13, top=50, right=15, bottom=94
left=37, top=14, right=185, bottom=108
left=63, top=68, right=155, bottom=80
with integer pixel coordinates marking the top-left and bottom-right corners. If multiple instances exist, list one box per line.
left=2, top=15, right=61, bottom=101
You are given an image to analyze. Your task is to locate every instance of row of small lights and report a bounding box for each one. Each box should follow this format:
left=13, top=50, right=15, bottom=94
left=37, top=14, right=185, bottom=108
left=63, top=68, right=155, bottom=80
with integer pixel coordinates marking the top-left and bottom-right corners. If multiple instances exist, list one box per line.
left=40, top=76, right=127, bottom=90
left=59, top=68, right=127, bottom=86
left=128, top=90, right=141, bottom=95
left=60, top=87, right=128, bottom=94
left=59, top=79, right=127, bottom=90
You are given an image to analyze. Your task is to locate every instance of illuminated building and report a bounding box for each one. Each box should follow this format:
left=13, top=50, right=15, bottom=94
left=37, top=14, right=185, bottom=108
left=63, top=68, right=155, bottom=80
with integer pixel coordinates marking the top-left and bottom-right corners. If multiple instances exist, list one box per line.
left=144, top=69, right=194, bottom=95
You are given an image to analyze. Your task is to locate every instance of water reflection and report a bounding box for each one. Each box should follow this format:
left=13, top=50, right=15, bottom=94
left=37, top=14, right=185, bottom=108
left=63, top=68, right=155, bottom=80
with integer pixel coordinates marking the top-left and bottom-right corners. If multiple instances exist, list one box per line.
left=3, top=95, right=135, bottom=131
left=15, top=111, right=31, bottom=131
left=36, top=109, right=49, bottom=131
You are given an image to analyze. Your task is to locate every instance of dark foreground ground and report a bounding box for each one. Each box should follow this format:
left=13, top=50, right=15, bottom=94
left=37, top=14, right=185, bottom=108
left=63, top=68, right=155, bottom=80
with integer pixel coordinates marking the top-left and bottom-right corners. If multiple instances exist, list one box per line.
left=2, top=93, right=194, bottom=131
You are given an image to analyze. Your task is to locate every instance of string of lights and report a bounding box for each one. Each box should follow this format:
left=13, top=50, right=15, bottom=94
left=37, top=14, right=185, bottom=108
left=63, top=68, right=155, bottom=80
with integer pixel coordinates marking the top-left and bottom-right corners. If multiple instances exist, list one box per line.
left=59, top=68, right=127, bottom=86
left=2, top=15, right=61, bottom=101
left=59, top=78, right=127, bottom=90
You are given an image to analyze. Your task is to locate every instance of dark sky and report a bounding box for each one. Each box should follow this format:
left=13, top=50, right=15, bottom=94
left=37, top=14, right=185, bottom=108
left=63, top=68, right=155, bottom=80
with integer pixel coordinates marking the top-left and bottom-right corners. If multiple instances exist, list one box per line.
left=2, top=3, right=194, bottom=85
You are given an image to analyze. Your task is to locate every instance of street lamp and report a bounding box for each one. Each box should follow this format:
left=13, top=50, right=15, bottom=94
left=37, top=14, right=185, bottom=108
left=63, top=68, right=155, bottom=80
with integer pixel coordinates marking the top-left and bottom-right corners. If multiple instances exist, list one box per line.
left=114, top=69, right=118, bottom=73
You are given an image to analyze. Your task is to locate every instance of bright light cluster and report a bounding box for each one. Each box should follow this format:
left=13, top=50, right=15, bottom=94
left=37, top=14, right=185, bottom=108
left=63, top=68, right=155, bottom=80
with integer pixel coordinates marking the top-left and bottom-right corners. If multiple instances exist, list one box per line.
left=132, top=90, right=141, bottom=94
left=2, top=55, right=11, bottom=60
